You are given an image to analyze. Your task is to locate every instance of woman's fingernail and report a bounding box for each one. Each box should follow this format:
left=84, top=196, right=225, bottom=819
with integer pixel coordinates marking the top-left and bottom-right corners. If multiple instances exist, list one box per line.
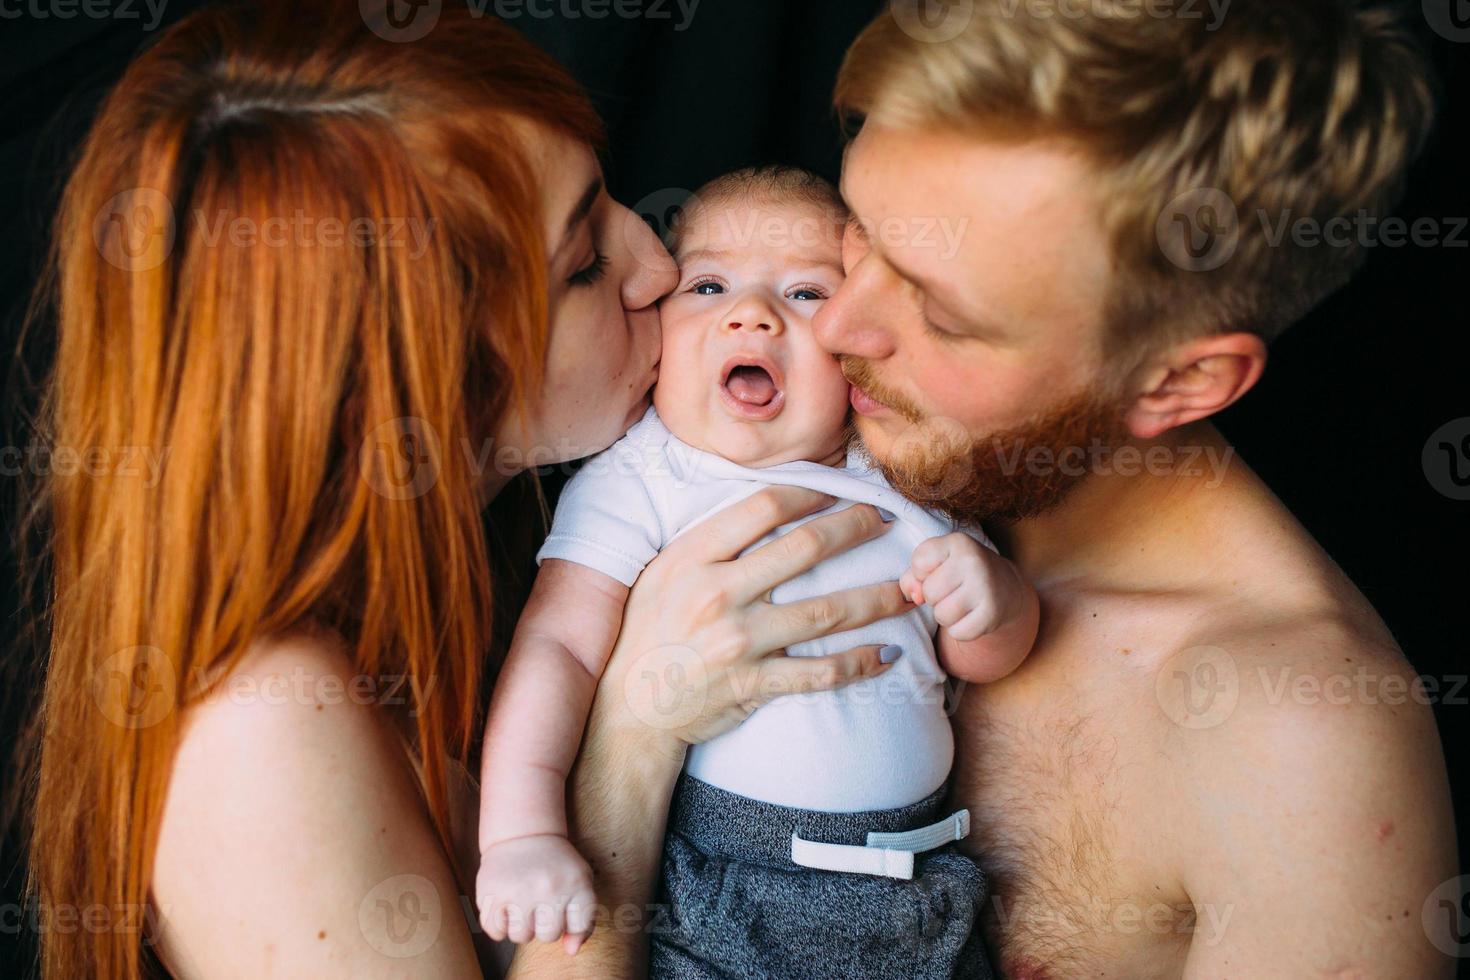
left=880, top=644, right=904, bottom=664
left=878, top=508, right=896, bottom=522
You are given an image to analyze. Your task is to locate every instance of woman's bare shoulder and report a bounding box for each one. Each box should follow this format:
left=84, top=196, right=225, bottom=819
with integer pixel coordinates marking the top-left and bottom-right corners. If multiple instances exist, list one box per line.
left=151, top=631, right=484, bottom=978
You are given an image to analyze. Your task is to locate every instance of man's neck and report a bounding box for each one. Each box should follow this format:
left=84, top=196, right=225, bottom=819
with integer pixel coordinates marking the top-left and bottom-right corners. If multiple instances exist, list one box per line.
left=991, top=422, right=1245, bottom=592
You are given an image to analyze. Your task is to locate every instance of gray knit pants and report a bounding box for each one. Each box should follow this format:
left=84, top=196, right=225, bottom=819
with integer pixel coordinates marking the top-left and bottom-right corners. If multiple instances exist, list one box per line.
left=648, top=773, right=994, bottom=980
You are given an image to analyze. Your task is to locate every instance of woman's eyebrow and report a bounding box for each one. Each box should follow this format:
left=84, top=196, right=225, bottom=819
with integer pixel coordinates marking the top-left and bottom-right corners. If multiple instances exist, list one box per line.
left=556, top=175, right=603, bottom=255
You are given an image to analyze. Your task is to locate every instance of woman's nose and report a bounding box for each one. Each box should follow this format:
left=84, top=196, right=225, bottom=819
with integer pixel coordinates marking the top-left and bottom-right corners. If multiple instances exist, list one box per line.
left=620, top=209, right=679, bottom=311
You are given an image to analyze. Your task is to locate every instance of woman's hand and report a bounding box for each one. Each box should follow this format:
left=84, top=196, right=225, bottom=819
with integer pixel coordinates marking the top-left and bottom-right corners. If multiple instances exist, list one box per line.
left=602, top=485, right=914, bottom=751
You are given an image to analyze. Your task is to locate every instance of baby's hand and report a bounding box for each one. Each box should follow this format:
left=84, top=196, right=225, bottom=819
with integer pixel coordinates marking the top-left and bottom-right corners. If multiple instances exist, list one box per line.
left=477, top=833, right=596, bottom=954
left=901, top=532, right=1016, bottom=642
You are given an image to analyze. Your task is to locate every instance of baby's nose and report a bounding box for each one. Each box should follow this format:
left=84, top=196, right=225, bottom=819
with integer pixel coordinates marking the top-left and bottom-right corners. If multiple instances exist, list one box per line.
left=726, top=314, right=784, bottom=336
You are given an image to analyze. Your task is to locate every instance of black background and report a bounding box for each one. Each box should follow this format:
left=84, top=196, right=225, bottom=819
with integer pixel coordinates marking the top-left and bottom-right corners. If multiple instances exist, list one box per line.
left=1, top=1, right=1466, bottom=975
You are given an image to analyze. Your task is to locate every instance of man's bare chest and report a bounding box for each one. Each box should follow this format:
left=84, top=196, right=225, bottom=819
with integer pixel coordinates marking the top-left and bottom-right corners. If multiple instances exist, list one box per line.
left=947, top=608, right=1206, bottom=978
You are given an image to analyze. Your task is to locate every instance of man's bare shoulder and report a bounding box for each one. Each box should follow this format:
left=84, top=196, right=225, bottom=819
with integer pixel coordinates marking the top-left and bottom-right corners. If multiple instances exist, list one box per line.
left=1153, top=603, right=1457, bottom=973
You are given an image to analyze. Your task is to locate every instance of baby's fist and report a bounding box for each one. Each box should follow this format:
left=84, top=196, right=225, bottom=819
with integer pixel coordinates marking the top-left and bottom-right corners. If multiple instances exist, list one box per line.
left=901, top=533, right=1010, bottom=642
left=477, top=834, right=596, bottom=954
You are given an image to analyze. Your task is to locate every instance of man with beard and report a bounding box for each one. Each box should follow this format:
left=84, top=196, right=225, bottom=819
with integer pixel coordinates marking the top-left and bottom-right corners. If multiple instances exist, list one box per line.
left=514, top=3, right=1456, bottom=978
left=813, top=1, right=1456, bottom=977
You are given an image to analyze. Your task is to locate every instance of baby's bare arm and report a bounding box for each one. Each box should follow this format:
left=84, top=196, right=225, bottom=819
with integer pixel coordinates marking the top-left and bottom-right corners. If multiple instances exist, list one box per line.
left=902, top=532, right=1039, bottom=684
left=478, top=559, right=630, bottom=852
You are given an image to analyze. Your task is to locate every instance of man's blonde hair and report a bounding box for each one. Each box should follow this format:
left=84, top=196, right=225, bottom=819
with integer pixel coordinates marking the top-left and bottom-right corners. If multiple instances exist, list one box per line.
left=835, top=0, right=1435, bottom=347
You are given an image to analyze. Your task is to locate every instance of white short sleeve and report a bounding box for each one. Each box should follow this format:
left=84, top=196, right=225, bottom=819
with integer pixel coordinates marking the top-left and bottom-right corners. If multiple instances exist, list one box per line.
left=534, top=445, right=667, bottom=587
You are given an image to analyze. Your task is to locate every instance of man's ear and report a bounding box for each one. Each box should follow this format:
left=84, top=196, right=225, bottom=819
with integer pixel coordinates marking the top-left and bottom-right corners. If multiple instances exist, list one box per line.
left=1124, top=331, right=1267, bottom=440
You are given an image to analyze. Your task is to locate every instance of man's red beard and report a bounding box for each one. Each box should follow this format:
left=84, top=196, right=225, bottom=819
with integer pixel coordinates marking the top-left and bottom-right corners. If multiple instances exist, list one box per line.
left=840, top=357, right=1130, bottom=525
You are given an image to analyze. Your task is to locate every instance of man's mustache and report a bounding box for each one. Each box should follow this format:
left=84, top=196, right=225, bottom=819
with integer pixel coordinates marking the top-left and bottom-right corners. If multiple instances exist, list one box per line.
left=838, top=356, right=924, bottom=423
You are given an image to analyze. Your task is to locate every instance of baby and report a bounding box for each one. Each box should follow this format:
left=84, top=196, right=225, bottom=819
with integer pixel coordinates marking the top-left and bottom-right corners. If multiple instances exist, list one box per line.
left=477, top=166, right=1036, bottom=978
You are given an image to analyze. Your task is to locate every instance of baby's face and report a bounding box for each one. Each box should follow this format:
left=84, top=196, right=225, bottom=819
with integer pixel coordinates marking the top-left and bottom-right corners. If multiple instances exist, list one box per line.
left=654, top=199, right=852, bottom=468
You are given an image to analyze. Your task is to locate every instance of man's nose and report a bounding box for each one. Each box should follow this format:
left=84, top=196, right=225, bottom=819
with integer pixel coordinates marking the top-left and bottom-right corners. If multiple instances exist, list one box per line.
left=812, top=272, right=894, bottom=360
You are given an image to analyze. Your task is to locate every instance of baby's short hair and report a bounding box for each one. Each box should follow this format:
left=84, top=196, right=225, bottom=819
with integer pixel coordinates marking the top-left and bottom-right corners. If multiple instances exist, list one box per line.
left=667, top=164, right=847, bottom=256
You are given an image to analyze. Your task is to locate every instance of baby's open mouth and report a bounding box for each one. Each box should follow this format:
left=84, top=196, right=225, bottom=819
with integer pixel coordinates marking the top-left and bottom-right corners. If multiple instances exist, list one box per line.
left=719, top=357, right=785, bottom=420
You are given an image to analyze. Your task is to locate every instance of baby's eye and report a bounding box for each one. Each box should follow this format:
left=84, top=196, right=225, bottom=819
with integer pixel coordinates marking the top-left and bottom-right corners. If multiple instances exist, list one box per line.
left=692, top=280, right=725, bottom=295
left=788, top=287, right=826, bottom=301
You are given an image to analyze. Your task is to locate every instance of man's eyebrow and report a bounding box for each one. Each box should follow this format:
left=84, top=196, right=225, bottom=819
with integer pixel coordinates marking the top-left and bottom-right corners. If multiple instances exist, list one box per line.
left=558, top=175, right=603, bottom=253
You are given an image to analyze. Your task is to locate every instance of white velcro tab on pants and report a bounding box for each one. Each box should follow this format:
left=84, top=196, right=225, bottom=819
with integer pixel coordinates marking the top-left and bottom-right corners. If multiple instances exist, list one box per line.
left=866, top=808, right=970, bottom=851
left=789, top=836, right=917, bottom=879
left=789, top=808, right=971, bottom=880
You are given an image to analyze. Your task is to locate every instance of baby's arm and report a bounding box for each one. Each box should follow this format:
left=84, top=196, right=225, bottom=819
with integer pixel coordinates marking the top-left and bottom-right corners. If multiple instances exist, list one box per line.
left=901, top=533, right=1039, bottom=684
left=477, top=558, right=630, bottom=951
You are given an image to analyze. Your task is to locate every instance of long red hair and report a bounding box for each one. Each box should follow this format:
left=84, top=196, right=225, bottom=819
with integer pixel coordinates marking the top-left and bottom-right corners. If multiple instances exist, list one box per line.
left=23, top=3, right=600, bottom=976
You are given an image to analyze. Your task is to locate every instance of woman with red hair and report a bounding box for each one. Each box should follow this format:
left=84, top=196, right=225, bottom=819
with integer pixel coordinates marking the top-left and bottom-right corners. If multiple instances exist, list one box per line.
left=21, top=2, right=904, bottom=977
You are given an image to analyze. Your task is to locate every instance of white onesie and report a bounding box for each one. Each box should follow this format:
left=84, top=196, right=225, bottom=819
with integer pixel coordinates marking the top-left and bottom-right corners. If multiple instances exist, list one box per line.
left=535, top=407, right=991, bottom=813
